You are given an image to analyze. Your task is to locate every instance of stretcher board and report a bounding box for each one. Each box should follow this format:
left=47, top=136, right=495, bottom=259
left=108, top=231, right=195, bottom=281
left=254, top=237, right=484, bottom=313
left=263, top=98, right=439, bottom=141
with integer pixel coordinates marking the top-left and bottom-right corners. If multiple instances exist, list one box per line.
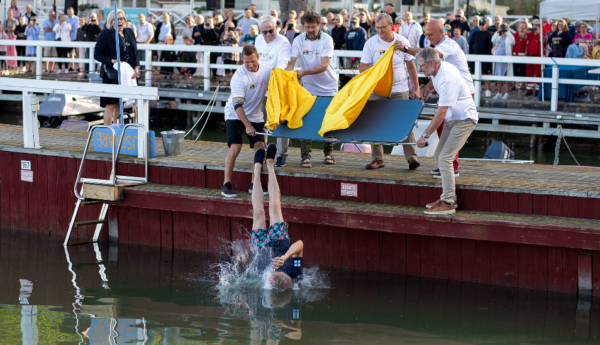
left=269, top=97, right=425, bottom=144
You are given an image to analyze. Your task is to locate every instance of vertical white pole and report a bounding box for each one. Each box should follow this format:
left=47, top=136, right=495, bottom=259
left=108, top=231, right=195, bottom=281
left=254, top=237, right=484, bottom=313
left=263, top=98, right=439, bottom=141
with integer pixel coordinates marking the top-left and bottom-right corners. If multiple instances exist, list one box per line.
left=22, top=92, right=41, bottom=149
left=35, top=46, right=42, bottom=81
left=204, top=51, right=210, bottom=91
left=145, top=49, right=152, bottom=87
left=474, top=60, right=482, bottom=107
left=89, top=45, right=95, bottom=72
left=490, top=0, right=495, bottom=21
left=551, top=64, right=559, bottom=112
left=137, top=99, right=149, bottom=159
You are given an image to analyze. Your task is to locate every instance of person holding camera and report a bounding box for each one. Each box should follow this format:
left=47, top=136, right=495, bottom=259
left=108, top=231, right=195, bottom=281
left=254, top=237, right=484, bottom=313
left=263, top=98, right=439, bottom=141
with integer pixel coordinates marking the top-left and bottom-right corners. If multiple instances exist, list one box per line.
left=220, top=21, right=240, bottom=76
left=201, top=16, right=221, bottom=78
left=491, top=22, right=515, bottom=100
left=280, top=18, right=299, bottom=44
left=526, top=19, right=544, bottom=96
left=448, top=9, right=469, bottom=38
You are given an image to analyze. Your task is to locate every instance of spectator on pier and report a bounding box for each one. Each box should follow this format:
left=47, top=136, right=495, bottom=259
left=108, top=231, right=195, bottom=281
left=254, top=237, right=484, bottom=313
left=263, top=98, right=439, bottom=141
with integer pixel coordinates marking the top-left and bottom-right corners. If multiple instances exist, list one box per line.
left=98, top=11, right=106, bottom=29
left=416, top=47, right=478, bottom=215
left=550, top=19, right=571, bottom=58
left=398, top=19, right=474, bottom=177
left=331, top=14, right=347, bottom=67
left=345, top=17, right=367, bottom=68
left=488, top=15, right=502, bottom=35
left=202, top=17, right=221, bottom=78
left=339, top=9, right=350, bottom=28
left=320, top=18, right=331, bottom=35
left=192, top=15, right=205, bottom=45
left=242, top=25, right=258, bottom=46
left=24, top=15, right=40, bottom=74
left=126, top=21, right=137, bottom=39
left=448, top=9, right=469, bottom=38
left=177, top=37, right=197, bottom=76
left=76, top=16, right=87, bottom=73
left=220, top=21, right=239, bottom=76
left=573, top=22, right=592, bottom=43
left=0, top=24, right=9, bottom=73
left=250, top=4, right=260, bottom=19
left=15, top=16, right=27, bottom=73
left=383, top=3, right=396, bottom=24
left=66, top=7, right=79, bottom=72
left=42, top=11, right=57, bottom=73
left=452, top=27, right=468, bottom=55
left=401, top=12, right=422, bottom=49
left=357, top=10, right=371, bottom=34
left=224, top=9, right=238, bottom=29
left=491, top=23, right=515, bottom=100
left=247, top=144, right=304, bottom=289
left=5, top=9, right=18, bottom=71
left=512, top=22, right=528, bottom=89
left=469, top=19, right=493, bottom=97
left=526, top=19, right=544, bottom=96
left=467, top=16, right=480, bottom=43
left=285, top=11, right=337, bottom=168
left=237, top=8, right=260, bottom=36
left=24, top=5, right=36, bottom=23
left=53, top=14, right=71, bottom=74
left=95, top=9, right=139, bottom=125
left=84, top=13, right=102, bottom=42
left=182, top=16, right=195, bottom=42
left=360, top=12, right=420, bottom=171
left=135, top=13, right=153, bottom=63
left=221, top=45, right=271, bottom=197
left=8, top=0, right=20, bottom=18
left=419, top=12, right=431, bottom=28
left=283, top=10, right=297, bottom=28
left=154, top=13, right=176, bottom=65
left=280, top=18, right=300, bottom=44
left=564, top=18, right=576, bottom=39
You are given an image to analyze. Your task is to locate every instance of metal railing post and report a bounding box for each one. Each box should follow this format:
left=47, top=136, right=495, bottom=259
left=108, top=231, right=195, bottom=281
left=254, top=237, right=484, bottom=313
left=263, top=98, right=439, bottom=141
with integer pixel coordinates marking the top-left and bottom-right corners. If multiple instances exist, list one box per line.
left=89, top=45, right=95, bottom=72
left=332, top=52, right=340, bottom=82
left=204, top=51, right=210, bottom=91
left=474, top=61, right=482, bottom=107
left=35, top=46, right=42, bottom=81
left=551, top=65, right=559, bottom=112
left=136, top=99, right=149, bottom=159
left=145, top=49, right=152, bottom=87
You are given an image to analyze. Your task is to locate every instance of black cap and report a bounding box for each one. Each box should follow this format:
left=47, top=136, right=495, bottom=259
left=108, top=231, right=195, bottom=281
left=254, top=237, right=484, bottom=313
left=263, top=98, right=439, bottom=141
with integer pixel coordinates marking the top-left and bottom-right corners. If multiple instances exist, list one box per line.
left=479, top=19, right=485, bottom=25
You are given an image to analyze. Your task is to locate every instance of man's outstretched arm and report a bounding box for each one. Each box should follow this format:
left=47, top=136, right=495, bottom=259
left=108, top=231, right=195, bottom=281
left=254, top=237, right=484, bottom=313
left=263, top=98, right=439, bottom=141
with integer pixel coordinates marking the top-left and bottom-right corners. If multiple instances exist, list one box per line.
left=272, top=240, right=304, bottom=269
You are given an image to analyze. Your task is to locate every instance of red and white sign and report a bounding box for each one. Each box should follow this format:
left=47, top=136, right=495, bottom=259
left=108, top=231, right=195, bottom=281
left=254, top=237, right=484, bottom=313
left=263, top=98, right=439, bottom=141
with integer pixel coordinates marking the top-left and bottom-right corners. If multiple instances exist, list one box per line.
left=21, top=170, right=33, bottom=182
left=341, top=183, right=358, bottom=197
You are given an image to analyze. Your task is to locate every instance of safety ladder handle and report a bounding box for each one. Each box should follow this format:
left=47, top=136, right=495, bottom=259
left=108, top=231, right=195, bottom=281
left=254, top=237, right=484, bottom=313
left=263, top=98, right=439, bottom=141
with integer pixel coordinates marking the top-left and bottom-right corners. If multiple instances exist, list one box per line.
left=74, top=125, right=118, bottom=200
left=114, top=123, right=149, bottom=183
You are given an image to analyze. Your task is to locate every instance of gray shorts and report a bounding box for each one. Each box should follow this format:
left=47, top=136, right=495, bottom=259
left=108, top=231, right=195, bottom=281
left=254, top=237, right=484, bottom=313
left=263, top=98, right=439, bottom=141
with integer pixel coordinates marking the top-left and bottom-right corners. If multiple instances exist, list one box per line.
left=44, top=47, right=57, bottom=57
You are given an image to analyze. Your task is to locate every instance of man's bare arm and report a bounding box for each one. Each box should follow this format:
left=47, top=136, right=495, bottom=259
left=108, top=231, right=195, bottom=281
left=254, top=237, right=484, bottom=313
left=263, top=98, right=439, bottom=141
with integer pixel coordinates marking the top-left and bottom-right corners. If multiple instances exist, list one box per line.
left=285, top=56, right=297, bottom=71
left=297, top=57, right=329, bottom=78
left=359, top=62, right=370, bottom=73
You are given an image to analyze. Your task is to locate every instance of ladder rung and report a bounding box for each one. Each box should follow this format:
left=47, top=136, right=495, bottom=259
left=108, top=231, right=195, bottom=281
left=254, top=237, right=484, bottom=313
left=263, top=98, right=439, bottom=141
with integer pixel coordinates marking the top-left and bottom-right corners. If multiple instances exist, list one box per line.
left=76, top=201, right=103, bottom=206
left=74, top=219, right=105, bottom=227
left=67, top=240, right=97, bottom=246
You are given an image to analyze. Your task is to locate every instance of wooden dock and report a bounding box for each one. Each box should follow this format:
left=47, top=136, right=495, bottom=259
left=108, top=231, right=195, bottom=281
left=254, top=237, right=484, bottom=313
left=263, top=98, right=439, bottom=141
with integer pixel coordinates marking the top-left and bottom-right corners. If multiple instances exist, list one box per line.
left=0, top=124, right=599, bottom=295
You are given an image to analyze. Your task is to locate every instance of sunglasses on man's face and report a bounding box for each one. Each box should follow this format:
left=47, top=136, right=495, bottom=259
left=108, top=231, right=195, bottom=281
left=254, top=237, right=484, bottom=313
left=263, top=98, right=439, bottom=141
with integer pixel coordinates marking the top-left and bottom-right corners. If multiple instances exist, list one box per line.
left=262, top=29, right=274, bottom=35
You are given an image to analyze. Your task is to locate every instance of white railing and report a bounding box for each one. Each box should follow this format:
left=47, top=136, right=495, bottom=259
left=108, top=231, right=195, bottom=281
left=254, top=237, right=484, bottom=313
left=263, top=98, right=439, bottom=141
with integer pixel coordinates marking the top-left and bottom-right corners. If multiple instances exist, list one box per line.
left=0, top=39, right=599, bottom=112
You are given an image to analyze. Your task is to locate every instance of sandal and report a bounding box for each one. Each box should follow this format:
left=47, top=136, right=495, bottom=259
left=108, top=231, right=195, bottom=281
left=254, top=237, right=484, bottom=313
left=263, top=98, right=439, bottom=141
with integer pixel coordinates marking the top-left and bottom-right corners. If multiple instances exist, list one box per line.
left=301, top=158, right=312, bottom=168
left=324, top=155, right=336, bottom=165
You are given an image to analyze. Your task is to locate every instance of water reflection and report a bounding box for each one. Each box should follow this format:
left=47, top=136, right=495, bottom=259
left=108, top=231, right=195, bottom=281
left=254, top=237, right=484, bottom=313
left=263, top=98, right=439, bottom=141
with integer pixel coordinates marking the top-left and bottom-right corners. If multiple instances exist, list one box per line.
left=0, top=229, right=599, bottom=344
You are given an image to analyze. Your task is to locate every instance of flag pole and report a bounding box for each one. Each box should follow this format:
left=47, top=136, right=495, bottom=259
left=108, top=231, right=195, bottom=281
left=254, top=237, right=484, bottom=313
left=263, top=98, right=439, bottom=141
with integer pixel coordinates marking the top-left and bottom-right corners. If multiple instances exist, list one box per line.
left=114, top=1, right=124, bottom=126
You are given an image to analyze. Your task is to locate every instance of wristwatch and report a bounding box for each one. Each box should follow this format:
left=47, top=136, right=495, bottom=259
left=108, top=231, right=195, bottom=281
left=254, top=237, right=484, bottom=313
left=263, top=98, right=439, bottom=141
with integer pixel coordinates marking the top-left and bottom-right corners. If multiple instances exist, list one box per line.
left=421, top=132, right=429, bottom=139
left=403, top=46, right=409, bottom=53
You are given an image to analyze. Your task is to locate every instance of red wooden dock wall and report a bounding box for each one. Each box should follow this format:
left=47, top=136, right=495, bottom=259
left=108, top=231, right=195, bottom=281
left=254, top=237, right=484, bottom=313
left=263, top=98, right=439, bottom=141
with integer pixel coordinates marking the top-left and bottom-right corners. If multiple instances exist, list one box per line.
left=2, top=151, right=600, bottom=295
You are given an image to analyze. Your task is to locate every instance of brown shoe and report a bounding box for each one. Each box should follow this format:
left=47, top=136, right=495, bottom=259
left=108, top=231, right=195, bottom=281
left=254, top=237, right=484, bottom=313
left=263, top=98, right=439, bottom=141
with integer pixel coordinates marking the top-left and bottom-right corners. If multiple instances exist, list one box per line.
left=426, top=199, right=458, bottom=209
left=366, top=160, right=385, bottom=169
left=424, top=200, right=456, bottom=215
left=408, top=156, right=420, bottom=170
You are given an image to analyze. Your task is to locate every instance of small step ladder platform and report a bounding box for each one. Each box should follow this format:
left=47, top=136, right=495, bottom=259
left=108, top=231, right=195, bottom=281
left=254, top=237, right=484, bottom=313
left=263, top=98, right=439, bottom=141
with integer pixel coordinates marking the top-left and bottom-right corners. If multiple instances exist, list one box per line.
left=65, top=123, right=149, bottom=246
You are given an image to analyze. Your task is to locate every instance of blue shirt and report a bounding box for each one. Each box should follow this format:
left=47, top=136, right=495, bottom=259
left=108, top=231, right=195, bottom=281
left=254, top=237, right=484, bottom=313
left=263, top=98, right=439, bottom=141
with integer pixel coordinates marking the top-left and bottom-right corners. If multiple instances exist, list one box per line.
left=43, top=19, right=57, bottom=41
left=67, top=15, right=78, bottom=41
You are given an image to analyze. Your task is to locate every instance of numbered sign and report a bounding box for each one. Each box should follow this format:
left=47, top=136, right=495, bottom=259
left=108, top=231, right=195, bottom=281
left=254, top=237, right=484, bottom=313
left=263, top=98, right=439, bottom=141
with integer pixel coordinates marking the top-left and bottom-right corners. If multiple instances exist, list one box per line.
left=93, top=127, right=157, bottom=157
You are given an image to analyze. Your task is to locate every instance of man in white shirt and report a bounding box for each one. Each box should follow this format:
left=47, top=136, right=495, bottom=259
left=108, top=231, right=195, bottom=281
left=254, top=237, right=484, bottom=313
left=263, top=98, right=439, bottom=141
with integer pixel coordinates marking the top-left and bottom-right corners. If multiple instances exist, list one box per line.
left=136, top=13, right=154, bottom=63
left=401, top=12, right=422, bottom=50
left=222, top=45, right=274, bottom=198
left=254, top=16, right=292, bottom=167
left=415, top=47, right=478, bottom=215
left=360, top=13, right=420, bottom=171
left=396, top=19, right=473, bottom=178
left=285, top=11, right=337, bottom=168
left=237, top=8, right=261, bottom=36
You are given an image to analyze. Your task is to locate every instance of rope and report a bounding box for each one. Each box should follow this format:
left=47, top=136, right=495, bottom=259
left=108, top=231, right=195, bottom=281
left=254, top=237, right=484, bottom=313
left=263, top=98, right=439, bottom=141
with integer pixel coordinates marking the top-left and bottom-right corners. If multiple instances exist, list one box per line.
left=195, top=85, right=220, bottom=141
left=561, top=134, right=580, bottom=166
left=184, top=85, right=220, bottom=138
left=553, top=125, right=562, bottom=165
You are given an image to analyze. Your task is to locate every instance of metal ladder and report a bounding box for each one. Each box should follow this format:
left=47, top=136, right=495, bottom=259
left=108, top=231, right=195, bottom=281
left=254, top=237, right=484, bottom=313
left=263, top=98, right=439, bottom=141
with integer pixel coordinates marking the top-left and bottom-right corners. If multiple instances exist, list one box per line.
left=64, top=123, right=149, bottom=246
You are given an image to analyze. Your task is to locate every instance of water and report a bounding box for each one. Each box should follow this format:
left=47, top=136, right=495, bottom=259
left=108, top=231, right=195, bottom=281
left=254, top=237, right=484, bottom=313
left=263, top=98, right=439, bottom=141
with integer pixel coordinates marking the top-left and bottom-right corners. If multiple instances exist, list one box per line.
left=0, top=229, right=598, bottom=344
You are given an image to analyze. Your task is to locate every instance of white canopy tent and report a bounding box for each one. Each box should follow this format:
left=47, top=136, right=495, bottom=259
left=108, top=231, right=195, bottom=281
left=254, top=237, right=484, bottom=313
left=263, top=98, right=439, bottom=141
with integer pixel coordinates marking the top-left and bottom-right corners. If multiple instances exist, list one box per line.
left=540, top=0, right=600, bottom=21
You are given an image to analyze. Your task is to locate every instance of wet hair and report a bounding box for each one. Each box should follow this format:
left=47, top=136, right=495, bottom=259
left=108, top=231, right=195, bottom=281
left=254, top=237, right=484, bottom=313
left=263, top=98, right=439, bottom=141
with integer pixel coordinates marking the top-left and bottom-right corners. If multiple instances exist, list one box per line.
left=242, top=45, right=259, bottom=58
left=300, top=10, right=321, bottom=25
left=416, top=46, right=441, bottom=65
left=271, top=272, right=293, bottom=290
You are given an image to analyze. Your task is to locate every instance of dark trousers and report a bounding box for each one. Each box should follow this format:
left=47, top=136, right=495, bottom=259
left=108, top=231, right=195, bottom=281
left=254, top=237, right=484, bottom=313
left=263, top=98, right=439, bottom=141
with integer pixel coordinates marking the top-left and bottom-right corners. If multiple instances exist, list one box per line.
left=16, top=44, right=25, bottom=67
left=210, top=53, right=219, bottom=78
left=0, top=52, right=6, bottom=70
left=56, top=47, right=69, bottom=70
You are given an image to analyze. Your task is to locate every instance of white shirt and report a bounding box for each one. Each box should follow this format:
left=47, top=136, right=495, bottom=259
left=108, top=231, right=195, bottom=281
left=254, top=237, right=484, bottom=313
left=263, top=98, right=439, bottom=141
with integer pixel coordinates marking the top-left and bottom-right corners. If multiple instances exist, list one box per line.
left=255, top=34, right=291, bottom=70
left=432, top=62, right=478, bottom=124
left=136, top=22, right=154, bottom=43
left=434, top=36, right=475, bottom=95
left=53, top=21, right=72, bottom=42
left=401, top=21, right=422, bottom=49
left=290, top=32, right=337, bottom=96
left=361, top=33, right=413, bottom=93
left=224, top=61, right=272, bottom=122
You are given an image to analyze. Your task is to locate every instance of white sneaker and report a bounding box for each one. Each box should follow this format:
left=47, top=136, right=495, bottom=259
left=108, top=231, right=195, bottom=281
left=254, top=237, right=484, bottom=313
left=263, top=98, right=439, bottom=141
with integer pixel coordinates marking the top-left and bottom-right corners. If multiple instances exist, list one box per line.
left=485, top=90, right=491, bottom=97
left=56, top=70, right=62, bottom=74
left=22, top=66, right=27, bottom=72
left=502, top=93, right=509, bottom=100
left=493, top=93, right=503, bottom=99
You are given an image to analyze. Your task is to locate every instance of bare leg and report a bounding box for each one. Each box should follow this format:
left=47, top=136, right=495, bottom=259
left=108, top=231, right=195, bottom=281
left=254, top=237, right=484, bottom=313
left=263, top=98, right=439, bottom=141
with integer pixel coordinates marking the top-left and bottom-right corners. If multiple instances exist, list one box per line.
left=266, top=159, right=284, bottom=224
left=224, top=144, right=242, bottom=184
left=252, top=163, right=266, bottom=230
left=104, top=104, right=116, bottom=125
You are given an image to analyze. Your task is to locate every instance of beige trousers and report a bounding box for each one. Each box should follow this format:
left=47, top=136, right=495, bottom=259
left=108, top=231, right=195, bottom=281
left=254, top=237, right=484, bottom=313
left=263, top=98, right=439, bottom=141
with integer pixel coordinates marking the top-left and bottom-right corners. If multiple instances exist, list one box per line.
left=369, top=91, right=417, bottom=162
left=434, top=119, right=476, bottom=202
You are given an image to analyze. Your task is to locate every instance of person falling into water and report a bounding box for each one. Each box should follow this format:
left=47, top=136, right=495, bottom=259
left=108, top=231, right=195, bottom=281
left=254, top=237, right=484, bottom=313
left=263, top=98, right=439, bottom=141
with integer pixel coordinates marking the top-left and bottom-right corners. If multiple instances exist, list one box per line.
left=250, top=143, right=304, bottom=290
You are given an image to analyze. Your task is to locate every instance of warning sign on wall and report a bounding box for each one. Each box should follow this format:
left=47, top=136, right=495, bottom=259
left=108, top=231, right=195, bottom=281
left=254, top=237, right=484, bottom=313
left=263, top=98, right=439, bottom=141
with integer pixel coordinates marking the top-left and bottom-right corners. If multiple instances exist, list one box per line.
left=21, top=170, right=33, bottom=182
left=341, top=183, right=358, bottom=197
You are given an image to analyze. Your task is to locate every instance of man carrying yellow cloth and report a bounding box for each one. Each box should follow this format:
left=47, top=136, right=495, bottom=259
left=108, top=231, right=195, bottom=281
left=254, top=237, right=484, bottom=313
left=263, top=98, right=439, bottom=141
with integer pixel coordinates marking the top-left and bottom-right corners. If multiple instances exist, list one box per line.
left=359, top=13, right=421, bottom=170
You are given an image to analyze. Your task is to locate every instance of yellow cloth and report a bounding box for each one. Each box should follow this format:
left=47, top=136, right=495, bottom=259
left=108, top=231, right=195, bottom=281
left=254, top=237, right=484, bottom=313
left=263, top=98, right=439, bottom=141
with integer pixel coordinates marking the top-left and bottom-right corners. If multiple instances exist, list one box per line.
left=318, top=45, right=395, bottom=136
left=266, top=68, right=317, bottom=130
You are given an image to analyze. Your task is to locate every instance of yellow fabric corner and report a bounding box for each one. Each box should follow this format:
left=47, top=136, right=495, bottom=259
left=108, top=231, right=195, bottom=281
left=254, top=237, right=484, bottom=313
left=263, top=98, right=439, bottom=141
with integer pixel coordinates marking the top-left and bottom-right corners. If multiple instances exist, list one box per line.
left=265, top=68, right=317, bottom=131
left=318, top=45, right=395, bottom=136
